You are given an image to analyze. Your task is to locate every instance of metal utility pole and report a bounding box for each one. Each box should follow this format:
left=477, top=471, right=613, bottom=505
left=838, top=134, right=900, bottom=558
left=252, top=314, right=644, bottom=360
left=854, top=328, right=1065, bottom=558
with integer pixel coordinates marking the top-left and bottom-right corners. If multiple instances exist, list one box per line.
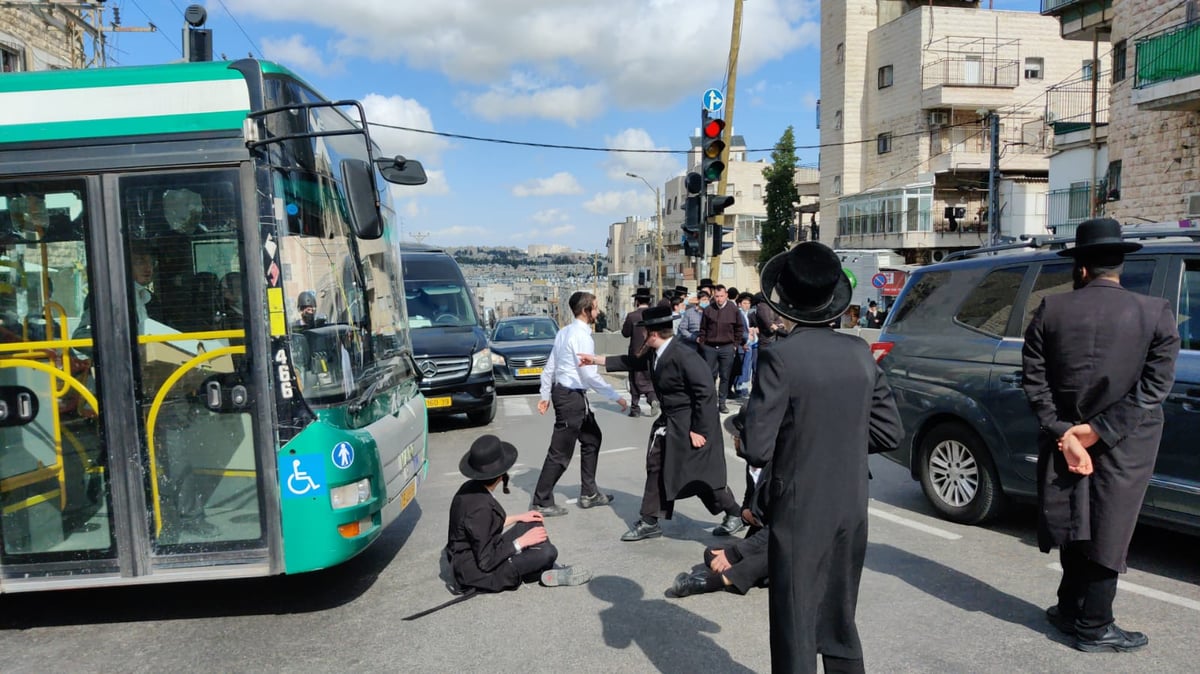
left=987, top=111, right=1001, bottom=246
left=708, top=0, right=742, bottom=285
left=0, top=1, right=158, bottom=68
left=1088, top=32, right=1101, bottom=217
left=625, top=172, right=665, bottom=298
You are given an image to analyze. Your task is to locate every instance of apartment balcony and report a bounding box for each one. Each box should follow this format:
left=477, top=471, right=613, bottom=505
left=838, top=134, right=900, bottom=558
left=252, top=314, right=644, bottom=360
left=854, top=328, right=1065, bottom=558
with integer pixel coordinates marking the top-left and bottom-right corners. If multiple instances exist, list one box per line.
left=1046, top=183, right=1096, bottom=235
left=927, top=126, right=1049, bottom=175
left=921, top=58, right=1019, bottom=109
left=1045, top=76, right=1109, bottom=135
left=1040, top=0, right=1113, bottom=41
left=833, top=228, right=991, bottom=251
left=1132, top=20, right=1200, bottom=112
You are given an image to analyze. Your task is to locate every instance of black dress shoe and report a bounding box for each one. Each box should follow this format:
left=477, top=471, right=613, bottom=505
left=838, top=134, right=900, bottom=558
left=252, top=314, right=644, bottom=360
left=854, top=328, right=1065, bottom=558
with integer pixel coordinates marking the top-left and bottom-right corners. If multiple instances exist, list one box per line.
left=578, top=492, right=613, bottom=509
left=712, top=514, right=745, bottom=537
left=1074, top=623, right=1149, bottom=653
left=670, top=571, right=711, bottom=598
left=620, top=519, right=663, bottom=542
left=718, top=403, right=730, bottom=414
left=534, top=504, right=569, bottom=517
left=1045, top=605, right=1075, bottom=635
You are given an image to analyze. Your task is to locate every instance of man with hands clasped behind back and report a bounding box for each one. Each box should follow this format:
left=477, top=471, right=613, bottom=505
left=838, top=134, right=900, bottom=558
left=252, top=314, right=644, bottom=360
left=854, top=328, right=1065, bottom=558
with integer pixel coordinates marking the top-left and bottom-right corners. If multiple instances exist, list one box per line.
left=1022, top=217, right=1180, bottom=653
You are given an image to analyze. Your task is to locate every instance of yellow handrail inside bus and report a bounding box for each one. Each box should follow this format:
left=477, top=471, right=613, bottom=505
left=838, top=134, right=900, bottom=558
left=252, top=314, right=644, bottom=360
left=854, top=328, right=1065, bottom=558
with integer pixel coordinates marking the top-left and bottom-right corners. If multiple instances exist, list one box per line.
left=142, top=343, right=246, bottom=536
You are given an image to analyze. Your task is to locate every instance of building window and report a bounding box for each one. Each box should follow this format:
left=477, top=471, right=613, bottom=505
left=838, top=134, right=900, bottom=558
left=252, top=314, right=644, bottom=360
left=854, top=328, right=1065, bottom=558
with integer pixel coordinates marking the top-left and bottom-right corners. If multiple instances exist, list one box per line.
left=753, top=184, right=763, bottom=200
left=833, top=175, right=842, bottom=196
left=1082, top=59, right=1096, bottom=81
left=1, top=44, right=22, bottom=73
left=877, top=133, right=893, bottom=154
left=1106, top=160, right=1122, bottom=201
left=1024, top=57, right=1044, bottom=80
left=1112, top=41, right=1127, bottom=83
left=836, top=43, right=844, bottom=64
left=834, top=109, right=842, bottom=130
left=878, top=65, right=894, bottom=89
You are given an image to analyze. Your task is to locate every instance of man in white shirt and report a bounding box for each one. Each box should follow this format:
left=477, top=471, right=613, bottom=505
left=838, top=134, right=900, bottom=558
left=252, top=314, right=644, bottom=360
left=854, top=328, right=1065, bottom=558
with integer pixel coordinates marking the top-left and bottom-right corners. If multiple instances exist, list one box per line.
left=532, top=291, right=628, bottom=516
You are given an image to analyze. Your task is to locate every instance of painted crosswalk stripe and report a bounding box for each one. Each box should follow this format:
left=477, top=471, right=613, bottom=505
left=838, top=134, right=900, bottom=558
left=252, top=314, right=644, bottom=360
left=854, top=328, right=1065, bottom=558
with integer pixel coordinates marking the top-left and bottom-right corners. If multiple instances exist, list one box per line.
left=1048, top=563, right=1200, bottom=611
left=502, top=397, right=533, bottom=416
left=600, top=446, right=640, bottom=455
left=868, top=505, right=962, bottom=540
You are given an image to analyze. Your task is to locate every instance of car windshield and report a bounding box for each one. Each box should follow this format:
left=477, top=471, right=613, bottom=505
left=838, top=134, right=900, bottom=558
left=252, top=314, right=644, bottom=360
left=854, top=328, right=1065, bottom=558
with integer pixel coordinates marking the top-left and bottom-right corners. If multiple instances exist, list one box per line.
left=404, top=279, right=478, bottom=328
left=493, top=318, right=558, bottom=342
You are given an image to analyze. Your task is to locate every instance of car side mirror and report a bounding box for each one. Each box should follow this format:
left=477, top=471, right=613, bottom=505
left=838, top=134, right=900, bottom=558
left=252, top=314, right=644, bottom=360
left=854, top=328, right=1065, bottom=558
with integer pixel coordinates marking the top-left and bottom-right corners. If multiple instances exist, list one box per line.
left=375, top=155, right=428, bottom=186
left=341, top=158, right=383, bottom=240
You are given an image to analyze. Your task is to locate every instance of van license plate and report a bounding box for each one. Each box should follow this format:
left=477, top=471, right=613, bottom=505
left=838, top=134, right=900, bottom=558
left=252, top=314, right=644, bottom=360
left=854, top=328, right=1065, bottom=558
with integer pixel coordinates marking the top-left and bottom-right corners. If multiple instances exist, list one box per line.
left=516, top=367, right=543, bottom=376
left=425, top=396, right=452, bottom=408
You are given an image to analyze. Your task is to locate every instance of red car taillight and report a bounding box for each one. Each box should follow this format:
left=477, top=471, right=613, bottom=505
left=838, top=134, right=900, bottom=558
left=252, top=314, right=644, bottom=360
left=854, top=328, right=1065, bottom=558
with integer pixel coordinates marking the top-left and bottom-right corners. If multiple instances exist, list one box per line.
left=870, top=341, right=893, bottom=363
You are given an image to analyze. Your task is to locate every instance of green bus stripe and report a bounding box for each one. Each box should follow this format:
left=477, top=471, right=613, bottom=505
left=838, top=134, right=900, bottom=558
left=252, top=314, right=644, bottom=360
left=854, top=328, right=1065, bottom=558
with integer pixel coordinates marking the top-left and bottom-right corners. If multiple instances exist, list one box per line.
left=2, top=110, right=250, bottom=144
left=0, top=61, right=245, bottom=94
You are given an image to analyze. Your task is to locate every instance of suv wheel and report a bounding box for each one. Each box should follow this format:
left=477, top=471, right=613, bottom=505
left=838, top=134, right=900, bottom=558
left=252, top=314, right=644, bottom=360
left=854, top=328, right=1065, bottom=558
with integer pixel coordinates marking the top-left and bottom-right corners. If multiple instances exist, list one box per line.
left=917, top=422, right=1004, bottom=524
left=467, top=397, right=497, bottom=426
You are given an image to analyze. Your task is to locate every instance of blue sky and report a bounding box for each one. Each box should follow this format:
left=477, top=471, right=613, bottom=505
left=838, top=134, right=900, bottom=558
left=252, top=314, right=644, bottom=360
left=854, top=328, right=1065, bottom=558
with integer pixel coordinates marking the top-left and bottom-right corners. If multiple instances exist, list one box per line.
left=109, top=0, right=1043, bottom=251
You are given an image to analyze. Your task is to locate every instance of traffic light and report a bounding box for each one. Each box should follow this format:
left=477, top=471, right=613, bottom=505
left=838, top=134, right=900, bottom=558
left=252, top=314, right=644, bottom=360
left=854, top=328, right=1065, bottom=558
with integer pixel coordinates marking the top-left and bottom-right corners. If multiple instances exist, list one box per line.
left=682, top=171, right=703, bottom=258
left=700, top=111, right=726, bottom=184
left=707, top=193, right=735, bottom=221
left=710, top=223, right=734, bottom=256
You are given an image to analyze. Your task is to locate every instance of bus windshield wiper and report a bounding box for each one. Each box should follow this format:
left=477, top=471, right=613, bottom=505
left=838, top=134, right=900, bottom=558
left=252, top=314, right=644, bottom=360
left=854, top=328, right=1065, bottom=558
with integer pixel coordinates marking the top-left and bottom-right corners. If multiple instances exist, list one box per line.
left=347, top=363, right=397, bottom=414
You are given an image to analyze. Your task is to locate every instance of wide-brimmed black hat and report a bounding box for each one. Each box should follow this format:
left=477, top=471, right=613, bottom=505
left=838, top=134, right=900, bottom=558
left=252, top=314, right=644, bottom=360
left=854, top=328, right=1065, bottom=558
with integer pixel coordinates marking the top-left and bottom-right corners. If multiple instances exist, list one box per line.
left=1058, top=217, right=1142, bottom=257
left=760, top=241, right=852, bottom=325
left=632, top=286, right=652, bottom=299
left=459, top=434, right=518, bottom=481
left=674, top=285, right=690, bottom=296
left=699, top=278, right=714, bottom=288
left=635, top=305, right=675, bottom=328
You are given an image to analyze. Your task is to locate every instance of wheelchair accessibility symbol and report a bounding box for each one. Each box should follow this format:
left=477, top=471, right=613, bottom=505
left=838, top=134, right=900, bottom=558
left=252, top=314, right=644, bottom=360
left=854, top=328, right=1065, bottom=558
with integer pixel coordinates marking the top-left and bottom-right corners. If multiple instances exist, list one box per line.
left=281, top=455, right=326, bottom=498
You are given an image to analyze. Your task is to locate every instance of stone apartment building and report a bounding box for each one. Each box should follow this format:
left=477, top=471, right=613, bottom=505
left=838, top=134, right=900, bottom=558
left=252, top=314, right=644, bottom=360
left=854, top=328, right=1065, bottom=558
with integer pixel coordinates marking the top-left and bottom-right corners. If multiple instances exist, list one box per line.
left=1, top=4, right=90, bottom=72
left=819, top=0, right=1096, bottom=263
left=1042, top=0, right=1200, bottom=231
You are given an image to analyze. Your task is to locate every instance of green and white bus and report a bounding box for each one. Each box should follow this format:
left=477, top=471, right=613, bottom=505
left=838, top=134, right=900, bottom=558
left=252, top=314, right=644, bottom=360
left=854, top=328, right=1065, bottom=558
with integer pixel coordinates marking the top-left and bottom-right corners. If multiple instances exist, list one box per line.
left=0, top=59, right=429, bottom=591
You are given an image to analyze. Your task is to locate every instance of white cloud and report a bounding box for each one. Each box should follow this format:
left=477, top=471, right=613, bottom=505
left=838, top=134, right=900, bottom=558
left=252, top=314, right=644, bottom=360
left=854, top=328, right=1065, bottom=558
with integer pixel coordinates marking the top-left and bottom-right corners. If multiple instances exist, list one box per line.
left=547, top=225, right=576, bottom=238
left=228, top=0, right=820, bottom=119
left=427, top=225, right=488, bottom=242
left=583, top=189, right=654, bottom=215
left=532, top=208, right=570, bottom=224
left=513, top=172, right=583, bottom=197
left=260, top=34, right=339, bottom=76
left=602, top=128, right=682, bottom=186
left=801, top=92, right=818, bottom=110
left=465, top=81, right=606, bottom=126
left=361, top=94, right=451, bottom=164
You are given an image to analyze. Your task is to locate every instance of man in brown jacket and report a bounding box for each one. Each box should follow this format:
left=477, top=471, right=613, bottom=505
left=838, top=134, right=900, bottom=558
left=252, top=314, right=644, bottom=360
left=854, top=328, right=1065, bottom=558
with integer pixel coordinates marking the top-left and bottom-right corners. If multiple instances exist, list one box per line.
left=698, top=284, right=744, bottom=413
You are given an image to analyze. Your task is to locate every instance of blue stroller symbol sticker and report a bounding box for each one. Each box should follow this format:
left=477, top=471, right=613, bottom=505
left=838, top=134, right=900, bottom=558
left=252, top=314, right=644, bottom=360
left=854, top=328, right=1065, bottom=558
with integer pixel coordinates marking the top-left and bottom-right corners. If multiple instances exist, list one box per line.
left=332, top=441, right=355, bottom=469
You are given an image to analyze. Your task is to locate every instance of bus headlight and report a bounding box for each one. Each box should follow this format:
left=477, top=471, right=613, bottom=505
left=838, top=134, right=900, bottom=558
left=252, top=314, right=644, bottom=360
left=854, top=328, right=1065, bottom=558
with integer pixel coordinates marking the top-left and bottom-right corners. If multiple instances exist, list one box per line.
left=472, top=347, right=492, bottom=374
left=330, top=478, right=372, bottom=509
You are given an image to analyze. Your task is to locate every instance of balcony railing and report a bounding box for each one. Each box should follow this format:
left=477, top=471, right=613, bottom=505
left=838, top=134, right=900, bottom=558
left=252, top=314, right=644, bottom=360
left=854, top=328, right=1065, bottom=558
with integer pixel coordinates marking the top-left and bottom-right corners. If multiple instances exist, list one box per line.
left=1041, top=0, right=1086, bottom=11
left=923, top=58, right=1019, bottom=88
left=1135, top=20, right=1200, bottom=89
left=1047, top=184, right=1096, bottom=231
left=1045, top=76, right=1109, bottom=132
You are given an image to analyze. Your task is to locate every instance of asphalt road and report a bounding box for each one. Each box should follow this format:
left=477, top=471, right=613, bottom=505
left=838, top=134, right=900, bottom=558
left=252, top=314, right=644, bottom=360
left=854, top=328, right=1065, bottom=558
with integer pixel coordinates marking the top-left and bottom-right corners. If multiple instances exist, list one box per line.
left=2, top=385, right=1199, bottom=673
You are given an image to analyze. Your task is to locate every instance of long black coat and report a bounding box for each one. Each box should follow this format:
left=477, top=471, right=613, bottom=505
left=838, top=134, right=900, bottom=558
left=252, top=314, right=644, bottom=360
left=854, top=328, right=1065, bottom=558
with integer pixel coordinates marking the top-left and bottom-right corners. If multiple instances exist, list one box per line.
left=742, top=327, right=903, bottom=672
left=1022, top=278, right=1179, bottom=572
left=606, top=338, right=728, bottom=505
left=445, top=480, right=520, bottom=593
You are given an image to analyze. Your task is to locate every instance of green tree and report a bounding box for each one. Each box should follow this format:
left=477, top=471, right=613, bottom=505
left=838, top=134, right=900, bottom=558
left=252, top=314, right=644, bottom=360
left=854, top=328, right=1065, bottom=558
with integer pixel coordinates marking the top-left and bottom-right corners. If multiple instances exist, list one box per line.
left=759, top=126, right=799, bottom=270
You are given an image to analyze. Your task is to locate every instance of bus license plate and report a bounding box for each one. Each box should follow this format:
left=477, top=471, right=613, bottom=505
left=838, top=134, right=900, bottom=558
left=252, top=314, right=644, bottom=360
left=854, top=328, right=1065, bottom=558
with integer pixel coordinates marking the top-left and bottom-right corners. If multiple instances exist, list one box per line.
left=516, top=367, right=543, bottom=377
left=400, top=481, right=416, bottom=509
left=425, top=396, right=452, bottom=409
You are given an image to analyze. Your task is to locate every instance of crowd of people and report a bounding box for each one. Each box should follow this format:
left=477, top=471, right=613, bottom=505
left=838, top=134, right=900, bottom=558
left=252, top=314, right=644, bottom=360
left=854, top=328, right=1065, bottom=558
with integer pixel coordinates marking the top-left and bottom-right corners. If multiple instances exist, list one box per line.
left=436, top=221, right=1179, bottom=670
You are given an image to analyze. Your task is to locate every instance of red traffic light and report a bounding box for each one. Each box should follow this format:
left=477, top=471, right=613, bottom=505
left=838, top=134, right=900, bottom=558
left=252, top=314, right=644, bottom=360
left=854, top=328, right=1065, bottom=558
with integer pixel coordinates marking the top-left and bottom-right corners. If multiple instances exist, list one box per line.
left=703, top=117, right=724, bottom=139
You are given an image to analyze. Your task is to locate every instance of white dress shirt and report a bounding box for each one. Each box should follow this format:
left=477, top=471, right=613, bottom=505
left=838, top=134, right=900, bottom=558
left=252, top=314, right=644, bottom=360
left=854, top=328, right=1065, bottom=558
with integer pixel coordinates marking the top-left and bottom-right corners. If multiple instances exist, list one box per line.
left=654, top=336, right=672, bottom=369
left=539, top=318, right=620, bottom=402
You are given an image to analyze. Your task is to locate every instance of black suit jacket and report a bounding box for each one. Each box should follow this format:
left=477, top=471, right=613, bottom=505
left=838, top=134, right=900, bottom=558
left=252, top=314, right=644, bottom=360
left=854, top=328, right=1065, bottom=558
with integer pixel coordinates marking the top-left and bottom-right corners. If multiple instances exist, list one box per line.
left=445, top=480, right=520, bottom=592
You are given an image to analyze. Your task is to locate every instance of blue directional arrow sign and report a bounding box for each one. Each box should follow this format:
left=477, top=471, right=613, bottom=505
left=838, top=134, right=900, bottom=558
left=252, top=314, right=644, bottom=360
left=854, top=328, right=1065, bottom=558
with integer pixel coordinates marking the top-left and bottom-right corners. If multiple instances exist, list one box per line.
left=703, top=88, right=724, bottom=113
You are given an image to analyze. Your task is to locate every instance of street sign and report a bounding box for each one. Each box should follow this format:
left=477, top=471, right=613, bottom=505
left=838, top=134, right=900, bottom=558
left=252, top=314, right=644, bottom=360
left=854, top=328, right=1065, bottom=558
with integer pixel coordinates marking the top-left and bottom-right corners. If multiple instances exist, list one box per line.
left=871, top=273, right=887, bottom=289
left=703, top=88, right=724, bottom=113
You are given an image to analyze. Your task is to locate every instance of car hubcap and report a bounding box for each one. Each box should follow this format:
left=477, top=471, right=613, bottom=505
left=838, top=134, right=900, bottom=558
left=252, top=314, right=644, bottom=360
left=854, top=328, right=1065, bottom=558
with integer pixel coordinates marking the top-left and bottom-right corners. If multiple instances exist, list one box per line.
left=929, top=439, right=979, bottom=507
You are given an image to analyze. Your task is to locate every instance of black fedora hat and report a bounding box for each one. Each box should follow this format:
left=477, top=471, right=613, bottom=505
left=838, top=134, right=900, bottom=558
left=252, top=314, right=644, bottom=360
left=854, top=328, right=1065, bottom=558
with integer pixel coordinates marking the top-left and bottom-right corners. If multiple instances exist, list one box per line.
left=459, top=434, right=518, bottom=481
left=632, top=286, right=652, bottom=298
left=760, top=241, right=852, bottom=325
left=674, top=285, right=690, bottom=296
left=699, top=278, right=715, bottom=288
left=635, top=305, right=675, bottom=328
left=1058, top=217, right=1142, bottom=257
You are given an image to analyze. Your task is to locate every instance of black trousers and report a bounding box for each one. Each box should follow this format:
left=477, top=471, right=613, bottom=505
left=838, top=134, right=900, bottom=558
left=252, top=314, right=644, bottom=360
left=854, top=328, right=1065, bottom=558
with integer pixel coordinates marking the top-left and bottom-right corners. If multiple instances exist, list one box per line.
left=628, top=368, right=657, bottom=406
left=701, top=343, right=737, bottom=404
left=532, top=384, right=602, bottom=507
left=1057, top=542, right=1119, bottom=637
left=640, top=433, right=738, bottom=522
left=502, top=521, right=558, bottom=583
left=704, top=526, right=769, bottom=594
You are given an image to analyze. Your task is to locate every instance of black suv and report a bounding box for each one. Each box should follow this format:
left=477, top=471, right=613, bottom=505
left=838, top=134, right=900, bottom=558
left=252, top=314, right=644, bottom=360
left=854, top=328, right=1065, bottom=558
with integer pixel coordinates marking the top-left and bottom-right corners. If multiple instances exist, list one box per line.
left=875, top=233, right=1200, bottom=534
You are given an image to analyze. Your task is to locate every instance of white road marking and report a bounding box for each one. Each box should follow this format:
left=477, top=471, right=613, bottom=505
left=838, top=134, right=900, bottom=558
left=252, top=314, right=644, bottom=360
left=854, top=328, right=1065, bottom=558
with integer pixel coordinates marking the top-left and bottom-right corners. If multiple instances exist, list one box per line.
left=868, top=505, right=963, bottom=540
left=600, top=446, right=640, bottom=455
left=445, top=462, right=527, bottom=477
left=1048, top=563, right=1200, bottom=612
left=441, top=448, right=636, bottom=477
left=502, top=397, right=533, bottom=417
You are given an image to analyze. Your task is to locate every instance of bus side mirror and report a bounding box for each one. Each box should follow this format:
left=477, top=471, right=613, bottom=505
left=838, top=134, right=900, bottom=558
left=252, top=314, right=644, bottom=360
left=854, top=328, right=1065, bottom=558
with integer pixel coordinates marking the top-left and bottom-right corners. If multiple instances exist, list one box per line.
left=341, top=158, right=383, bottom=240
left=375, top=155, right=428, bottom=186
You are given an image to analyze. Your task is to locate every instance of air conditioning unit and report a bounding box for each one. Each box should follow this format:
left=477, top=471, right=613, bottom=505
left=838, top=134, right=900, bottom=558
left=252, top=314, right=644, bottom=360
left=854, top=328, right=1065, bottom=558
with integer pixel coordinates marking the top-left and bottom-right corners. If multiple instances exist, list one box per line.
left=1187, top=192, right=1200, bottom=218
left=928, top=110, right=950, bottom=127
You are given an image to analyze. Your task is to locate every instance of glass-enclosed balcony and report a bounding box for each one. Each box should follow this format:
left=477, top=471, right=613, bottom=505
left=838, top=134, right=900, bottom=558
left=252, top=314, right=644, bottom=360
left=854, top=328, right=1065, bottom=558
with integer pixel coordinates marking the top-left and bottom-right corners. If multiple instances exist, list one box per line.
left=1133, top=20, right=1200, bottom=112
